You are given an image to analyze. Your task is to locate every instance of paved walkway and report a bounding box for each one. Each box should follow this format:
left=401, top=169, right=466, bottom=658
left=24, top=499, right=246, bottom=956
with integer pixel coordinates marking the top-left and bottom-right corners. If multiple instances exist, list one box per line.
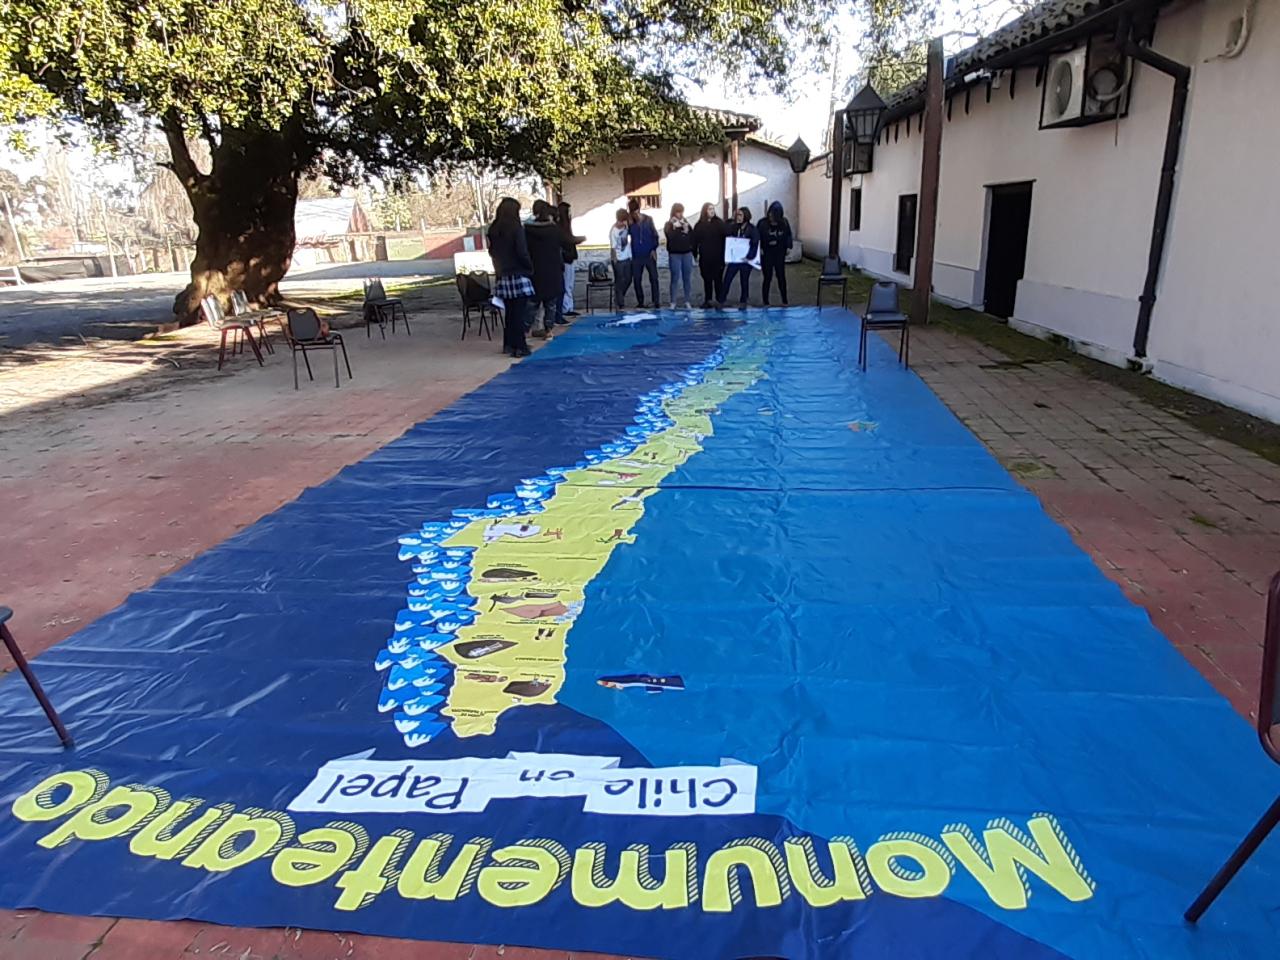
left=0, top=311, right=1278, bottom=958
left=909, top=328, right=1280, bottom=719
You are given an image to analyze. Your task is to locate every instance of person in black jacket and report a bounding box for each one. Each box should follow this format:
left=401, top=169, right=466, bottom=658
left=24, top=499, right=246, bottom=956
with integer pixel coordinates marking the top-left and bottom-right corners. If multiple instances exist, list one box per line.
left=524, top=199, right=571, bottom=337
left=663, top=203, right=695, bottom=308
left=692, top=203, right=726, bottom=308
left=556, top=201, right=585, bottom=317
left=760, top=201, right=794, bottom=307
left=487, top=197, right=535, bottom=357
left=720, top=207, right=758, bottom=309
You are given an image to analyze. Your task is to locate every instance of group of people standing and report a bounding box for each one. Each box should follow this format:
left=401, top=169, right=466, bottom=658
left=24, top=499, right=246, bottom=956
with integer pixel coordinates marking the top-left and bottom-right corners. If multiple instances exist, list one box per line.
left=486, top=197, right=585, bottom=356
left=486, top=194, right=794, bottom=357
left=610, top=199, right=793, bottom=310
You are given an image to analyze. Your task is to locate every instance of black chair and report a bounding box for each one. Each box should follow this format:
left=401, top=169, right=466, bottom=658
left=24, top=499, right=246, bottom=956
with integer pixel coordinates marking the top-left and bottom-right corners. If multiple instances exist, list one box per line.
left=1186, top=571, right=1280, bottom=922
left=363, top=279, right=410, bottom=338
left=0, top=607, right=73, bottom=748
left=285, top=307, right=352, bottom=389
left=585, top=261, right=614, bottom=313
left=455, top=272, right=497, bottom=341
left=817, top=257, right=848, bottom=309
left=859, top=281, right=910, bottom=371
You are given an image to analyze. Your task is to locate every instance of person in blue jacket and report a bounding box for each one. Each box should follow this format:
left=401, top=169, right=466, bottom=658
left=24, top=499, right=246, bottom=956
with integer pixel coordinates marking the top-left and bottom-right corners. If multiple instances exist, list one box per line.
left=720, top=207, right=758, bottom=309
left=627, top=197, right=660, bottom=308
left=760, top=201, right=793, bottom=306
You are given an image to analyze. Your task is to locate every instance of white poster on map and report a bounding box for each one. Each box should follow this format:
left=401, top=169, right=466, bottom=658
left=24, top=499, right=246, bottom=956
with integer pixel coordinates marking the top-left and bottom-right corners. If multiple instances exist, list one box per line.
left=289, top=753, right=756, bottom=817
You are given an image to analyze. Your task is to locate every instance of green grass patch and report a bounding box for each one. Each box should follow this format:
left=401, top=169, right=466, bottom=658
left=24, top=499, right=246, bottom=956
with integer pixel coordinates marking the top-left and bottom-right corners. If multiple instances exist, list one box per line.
left=920, top=294, right=1280, bottom=467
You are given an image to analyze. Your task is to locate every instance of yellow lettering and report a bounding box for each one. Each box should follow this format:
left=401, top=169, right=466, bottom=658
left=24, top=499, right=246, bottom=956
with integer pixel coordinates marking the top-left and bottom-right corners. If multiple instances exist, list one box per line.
left=333, top=830, right=414, bottom=911
left=477, top=840, right=570, bottom=908
left=942, top=815, right=1095, bottom=910
left=572, top=842, right=696, bottom=910
left=130, top=800, right=231, bottom=861
left=272, top=823, right=368, bottom=888
left=12, top=770, right=107, bottom=823
left=784, top=836, right=870, bottom=907
left=702, top=838, right=790, bottom=912
left=396, top=834, right=490, bottom=901
left=37, top=784, right=164, bottom=849
left=181, top=809, right=293, bottom=873
left=866, top=834, right=953, bottom=898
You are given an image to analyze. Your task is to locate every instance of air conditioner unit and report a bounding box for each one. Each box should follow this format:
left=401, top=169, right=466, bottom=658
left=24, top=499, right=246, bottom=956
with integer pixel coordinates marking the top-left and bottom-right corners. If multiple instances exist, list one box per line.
left=1041, top=48, right=1087, bottom=126
left=1040, top=38, right=1131, bottom=129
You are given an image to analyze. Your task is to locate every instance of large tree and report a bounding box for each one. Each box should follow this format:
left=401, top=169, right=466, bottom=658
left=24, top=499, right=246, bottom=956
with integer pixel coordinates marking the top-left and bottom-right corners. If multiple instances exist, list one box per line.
left=1, top=0, right=829, bottom=318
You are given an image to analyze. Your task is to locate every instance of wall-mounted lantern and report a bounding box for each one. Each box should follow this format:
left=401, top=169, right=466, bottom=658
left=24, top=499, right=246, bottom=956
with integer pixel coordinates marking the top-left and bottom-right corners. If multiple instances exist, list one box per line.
left=786, top=137, right=812, bottom=174
left=843, top=83, right=888, bottom=174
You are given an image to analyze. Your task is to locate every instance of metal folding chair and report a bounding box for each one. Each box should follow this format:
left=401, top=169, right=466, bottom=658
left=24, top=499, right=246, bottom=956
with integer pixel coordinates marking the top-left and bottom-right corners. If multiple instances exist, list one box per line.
left=363, top=279, right=410, bottom=338
left=1186, top=571, right=1280, bottom=922
left=585, top=263, right=615, bottom=313
left=285, top=307, right=352, bottom=389
left=201, top=295, right=264, bottom=370
left=230, top=290, right=282, bottom=354
left=0, top=607, right=73, bottom=748
left=858, top=280, right=910, bottom=371
left=455, top=272, right=497, bottom=341
left=817, top=257, right=848, bottom=309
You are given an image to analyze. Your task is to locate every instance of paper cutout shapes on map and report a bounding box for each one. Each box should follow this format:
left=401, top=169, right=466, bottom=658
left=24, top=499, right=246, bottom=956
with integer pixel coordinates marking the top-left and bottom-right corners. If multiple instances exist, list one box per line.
left=598, top=674, right=686, bottom=693
left=375, top=339, right=764, bottom=744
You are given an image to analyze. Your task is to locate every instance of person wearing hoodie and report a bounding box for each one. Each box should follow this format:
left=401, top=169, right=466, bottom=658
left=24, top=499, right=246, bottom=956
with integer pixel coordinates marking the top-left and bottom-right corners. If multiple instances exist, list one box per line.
left=487, top=196, right=534, bottom=357
left=720, top=207, right=758, bottom=309
left=627, top=197, right=660, bottom=308
left=524, top=199, right=572, bottom=336
left=760, top=201, right=794, bottom=307
left=663, top=203, right=695, bottom=308
left=556, top=201, right=586, bottom=318
left=692, top=202, right=726, bottom=308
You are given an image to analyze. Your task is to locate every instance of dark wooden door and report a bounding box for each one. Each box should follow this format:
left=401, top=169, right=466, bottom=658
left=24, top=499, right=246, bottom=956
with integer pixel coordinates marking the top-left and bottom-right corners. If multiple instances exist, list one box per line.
left=983, top=182, right=1033, bottom=319
left=894, top=194, right=917, bottom=274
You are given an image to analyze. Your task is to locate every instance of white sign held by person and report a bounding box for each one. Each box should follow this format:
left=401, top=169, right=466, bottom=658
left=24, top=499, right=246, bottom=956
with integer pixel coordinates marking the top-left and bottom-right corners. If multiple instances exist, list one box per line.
left=724, top=237, right=761, bottom=269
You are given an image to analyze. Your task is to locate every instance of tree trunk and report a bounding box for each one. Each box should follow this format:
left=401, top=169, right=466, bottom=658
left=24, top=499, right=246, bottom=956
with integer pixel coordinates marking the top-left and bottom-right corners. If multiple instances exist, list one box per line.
left=167, top=122, right=302, bottom=322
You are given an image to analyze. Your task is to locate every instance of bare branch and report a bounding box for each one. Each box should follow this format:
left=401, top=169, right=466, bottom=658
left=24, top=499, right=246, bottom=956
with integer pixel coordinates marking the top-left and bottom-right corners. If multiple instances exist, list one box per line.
left=196, top=110, right=219, bottom=153
left=160, top=110, right=204, bottom=193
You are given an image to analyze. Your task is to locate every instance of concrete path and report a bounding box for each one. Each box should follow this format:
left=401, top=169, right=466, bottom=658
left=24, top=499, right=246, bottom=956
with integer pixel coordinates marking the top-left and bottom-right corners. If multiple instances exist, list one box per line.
left=0, top=260, right=453, bottom=348
left=0, top=311, right=1278, bottom=959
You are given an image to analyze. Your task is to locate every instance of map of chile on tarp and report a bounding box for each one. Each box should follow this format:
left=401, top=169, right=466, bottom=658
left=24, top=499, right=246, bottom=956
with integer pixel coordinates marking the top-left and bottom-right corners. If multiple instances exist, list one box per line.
left=0, top=309, right=1279, bottom=959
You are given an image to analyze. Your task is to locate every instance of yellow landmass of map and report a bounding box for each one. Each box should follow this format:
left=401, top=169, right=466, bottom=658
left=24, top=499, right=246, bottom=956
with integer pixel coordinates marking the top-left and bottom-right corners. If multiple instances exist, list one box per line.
left=438, top=339, right=765, bottom=736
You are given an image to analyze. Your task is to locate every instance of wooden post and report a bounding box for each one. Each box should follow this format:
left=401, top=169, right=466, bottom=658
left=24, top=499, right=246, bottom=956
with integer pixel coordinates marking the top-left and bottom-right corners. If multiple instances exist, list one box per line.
left=96, top=194, right=118, bottom=277
left=827, top=109, right=845, bottom=260
left=910, top=37, right=945, bottom=324
left=720, top=148, right=729, bottom=219
left=2, top=192, right=25, bottom=261
left=729, top=138, right=740, bottom=213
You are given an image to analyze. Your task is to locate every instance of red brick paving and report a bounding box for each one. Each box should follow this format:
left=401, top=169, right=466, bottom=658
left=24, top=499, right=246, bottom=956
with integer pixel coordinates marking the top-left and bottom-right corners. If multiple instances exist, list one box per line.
left=911, top=327, right=1280, bottom=720
left=1, top=315, right=1278, bottom=957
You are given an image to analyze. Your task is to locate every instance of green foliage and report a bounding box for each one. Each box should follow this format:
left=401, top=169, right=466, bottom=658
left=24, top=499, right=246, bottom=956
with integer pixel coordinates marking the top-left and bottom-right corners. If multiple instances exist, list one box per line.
left=855, top=0, right=939, bottom=95
left=0, top=0, right=834, bottom=181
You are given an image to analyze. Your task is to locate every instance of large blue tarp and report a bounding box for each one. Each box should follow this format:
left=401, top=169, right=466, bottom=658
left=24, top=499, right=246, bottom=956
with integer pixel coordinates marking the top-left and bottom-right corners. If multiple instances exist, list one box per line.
left=0, top=307, right=1277, bottom=959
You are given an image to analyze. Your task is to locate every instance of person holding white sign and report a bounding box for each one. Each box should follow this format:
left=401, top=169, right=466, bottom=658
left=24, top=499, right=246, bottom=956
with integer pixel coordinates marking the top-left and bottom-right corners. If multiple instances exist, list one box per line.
left=720, top=207, right=759, bottom=309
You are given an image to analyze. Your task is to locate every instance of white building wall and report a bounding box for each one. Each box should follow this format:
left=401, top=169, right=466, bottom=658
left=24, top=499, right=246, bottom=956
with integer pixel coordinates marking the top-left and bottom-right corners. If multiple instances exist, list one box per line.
left=1152, top=0, right=1280, bottom=421
left=737, top=147, right=800, bottom=242
left=798, top=0, right=1279, bottom=421
left=797, top=161, right=831, bottom=256
left=561, top=144, right=797, bottom=248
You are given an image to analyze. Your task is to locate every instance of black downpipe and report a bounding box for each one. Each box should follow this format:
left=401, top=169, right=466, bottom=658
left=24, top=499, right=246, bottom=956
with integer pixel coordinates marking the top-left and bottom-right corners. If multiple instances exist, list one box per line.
left=1121, top=21, right=1191, bottom=359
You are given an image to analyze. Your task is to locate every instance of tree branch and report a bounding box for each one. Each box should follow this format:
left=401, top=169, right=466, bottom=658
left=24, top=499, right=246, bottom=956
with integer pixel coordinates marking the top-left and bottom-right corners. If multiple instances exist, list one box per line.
left=160, top=111, right=205, bottom=193
left=195, top=109, right=219, bottom=154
